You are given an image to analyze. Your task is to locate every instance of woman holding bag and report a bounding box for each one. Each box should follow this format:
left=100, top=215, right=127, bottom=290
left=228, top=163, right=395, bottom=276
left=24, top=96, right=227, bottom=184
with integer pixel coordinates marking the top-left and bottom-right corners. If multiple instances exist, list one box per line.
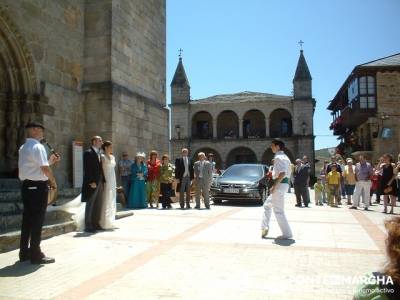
left=380, top=154, right=397, bottom=214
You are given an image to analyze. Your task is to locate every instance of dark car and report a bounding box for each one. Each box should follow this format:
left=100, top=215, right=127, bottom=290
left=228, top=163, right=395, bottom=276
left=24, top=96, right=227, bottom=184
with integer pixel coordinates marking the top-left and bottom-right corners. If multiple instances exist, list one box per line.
left=210, top=164, right=269, bottom=205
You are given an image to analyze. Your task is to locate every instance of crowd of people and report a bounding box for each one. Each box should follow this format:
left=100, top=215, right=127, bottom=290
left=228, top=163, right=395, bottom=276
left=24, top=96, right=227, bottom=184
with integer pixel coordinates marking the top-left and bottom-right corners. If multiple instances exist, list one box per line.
left=117, top=146, right=216, bottom=211
left=291, top=153, right=400, bottom=214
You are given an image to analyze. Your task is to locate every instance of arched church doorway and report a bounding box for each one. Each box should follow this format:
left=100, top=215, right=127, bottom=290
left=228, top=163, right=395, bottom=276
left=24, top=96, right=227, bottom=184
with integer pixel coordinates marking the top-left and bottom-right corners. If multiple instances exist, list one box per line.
left=0, top=13, right=38, bottom=177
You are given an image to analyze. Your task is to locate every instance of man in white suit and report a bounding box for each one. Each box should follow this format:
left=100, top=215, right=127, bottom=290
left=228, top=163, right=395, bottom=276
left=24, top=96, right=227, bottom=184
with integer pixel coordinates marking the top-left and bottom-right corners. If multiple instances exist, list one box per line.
left=194, top=152, right=213, bottom=209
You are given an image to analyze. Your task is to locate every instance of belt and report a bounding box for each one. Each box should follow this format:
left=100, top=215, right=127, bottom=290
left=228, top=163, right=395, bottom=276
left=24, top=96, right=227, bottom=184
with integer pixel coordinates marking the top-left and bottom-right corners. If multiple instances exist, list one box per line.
left=274, top=177, right=289, bottom=184
left=23, top=179, right=48, bottom=183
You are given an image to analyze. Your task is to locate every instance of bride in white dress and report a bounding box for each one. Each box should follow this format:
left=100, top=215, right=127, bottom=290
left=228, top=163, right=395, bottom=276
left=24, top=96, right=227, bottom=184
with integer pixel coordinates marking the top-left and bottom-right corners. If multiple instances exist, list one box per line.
left=99, top=141, right=117, bottom=229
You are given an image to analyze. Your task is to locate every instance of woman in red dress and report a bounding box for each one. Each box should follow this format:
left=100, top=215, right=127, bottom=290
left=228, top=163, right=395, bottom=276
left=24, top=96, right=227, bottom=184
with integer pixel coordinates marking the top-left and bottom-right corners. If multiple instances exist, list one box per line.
left=146, top=150, right=161, bottom=208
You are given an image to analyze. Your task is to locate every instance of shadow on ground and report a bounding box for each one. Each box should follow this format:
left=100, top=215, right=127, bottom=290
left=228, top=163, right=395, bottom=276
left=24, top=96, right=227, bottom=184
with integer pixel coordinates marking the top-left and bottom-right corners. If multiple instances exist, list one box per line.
left=212, top=200, right=262, bottom=207
left=0, top=261, right=42, bottom=277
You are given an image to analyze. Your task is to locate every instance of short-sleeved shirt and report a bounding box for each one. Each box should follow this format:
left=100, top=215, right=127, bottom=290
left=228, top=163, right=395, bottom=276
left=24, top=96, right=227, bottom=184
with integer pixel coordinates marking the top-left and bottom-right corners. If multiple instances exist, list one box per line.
left=355, top=162, right=373, bottom=181
left=327, top=171, right=340, bottom=185
left=272, top=151, right=291, bottom=180
left=18, top=138, right=49, bottom=181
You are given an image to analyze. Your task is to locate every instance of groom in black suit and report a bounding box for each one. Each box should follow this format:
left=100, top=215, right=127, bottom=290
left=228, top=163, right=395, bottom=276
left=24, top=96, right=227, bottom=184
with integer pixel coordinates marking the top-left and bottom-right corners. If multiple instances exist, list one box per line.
left=175, top=148, right=194, bottom=209
left=82, top=136, right=105, bottom=232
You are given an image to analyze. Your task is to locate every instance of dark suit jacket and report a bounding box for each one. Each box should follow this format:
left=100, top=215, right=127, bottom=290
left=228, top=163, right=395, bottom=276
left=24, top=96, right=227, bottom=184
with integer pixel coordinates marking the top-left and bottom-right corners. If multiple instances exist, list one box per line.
left=81, top=147, right=105, bottom=202
left=293, top=163, right=310, bottom=186
left=175, top=157, right=194, bottom=181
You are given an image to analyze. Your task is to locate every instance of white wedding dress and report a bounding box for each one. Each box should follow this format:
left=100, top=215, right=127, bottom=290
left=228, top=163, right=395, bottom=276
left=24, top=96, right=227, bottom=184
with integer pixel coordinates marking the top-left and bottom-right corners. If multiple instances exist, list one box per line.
left=99, top=154, right=117, bottom=229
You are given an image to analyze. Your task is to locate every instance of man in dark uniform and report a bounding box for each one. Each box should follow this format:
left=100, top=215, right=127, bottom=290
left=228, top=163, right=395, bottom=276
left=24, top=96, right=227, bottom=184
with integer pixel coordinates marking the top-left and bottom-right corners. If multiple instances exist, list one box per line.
left=18, top=122, right=60, bottom=264
left=82, top=136, right=105, bottom=232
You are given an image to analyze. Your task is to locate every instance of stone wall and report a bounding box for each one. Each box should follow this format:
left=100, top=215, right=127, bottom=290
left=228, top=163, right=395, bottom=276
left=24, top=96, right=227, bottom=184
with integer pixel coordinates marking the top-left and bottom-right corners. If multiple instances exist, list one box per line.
left=109, top=0, right=168, bottom=159
left=111, top=0, right=166, bottom=105
left=1, top=0, right=85, bottom=186
left=0, top=0, right=168, bottom=188
left=374, top=71, right=400, bottom=157
left=111, top=85, right=169, bottom=158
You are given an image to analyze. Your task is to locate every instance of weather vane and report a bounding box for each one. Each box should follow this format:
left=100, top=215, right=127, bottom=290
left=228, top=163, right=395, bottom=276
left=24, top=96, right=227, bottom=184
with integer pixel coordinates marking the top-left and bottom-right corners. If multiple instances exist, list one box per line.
left=178, top=48, right=183, bottom=59
left=298, top=40, right=304, bottom=50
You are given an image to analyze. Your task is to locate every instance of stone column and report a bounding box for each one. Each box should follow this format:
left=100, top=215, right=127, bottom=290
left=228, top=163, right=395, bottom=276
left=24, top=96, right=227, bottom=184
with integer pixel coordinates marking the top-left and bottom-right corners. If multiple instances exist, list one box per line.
left=265, top=117, right=270, bottom=137
left=238, top=118, right=243, bottom=138
left=213, top=117, right=217, bottom=139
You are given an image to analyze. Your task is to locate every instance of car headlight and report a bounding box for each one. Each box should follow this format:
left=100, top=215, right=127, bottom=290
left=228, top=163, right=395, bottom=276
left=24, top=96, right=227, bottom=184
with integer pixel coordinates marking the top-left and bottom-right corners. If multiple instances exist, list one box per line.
left=247, top=182, right=259, bottom=188
left=211, top=181, right=219, bottom=188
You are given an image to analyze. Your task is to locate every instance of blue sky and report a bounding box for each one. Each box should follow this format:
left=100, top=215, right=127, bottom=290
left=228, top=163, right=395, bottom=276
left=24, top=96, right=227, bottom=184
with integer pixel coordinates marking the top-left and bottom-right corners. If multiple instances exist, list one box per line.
left=166, top=0, right=400, bottom=150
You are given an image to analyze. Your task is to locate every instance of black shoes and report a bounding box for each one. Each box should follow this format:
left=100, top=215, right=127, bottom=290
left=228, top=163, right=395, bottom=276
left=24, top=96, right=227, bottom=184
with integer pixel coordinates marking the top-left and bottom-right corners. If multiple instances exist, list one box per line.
left=19, top=250, right=30, bottom=262
left=20, top=250, right=55, bottom=264
left=31, top=256, right=55, bottom=265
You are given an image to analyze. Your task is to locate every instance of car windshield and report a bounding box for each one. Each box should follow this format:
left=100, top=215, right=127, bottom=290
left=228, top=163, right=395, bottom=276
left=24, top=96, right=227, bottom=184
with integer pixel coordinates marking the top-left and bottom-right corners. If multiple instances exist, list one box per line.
left=223, top=165, right=263, bottom=178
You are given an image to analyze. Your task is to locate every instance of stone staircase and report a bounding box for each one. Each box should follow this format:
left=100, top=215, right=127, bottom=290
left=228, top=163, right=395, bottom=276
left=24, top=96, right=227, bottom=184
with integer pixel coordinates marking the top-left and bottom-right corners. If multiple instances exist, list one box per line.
left=0, top=178, right=133, bottom=253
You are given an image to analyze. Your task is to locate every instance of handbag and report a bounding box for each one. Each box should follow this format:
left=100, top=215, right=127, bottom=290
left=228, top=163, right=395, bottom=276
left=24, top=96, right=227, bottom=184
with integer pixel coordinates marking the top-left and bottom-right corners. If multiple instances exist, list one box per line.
left=384, top=185, right=393, bottom=194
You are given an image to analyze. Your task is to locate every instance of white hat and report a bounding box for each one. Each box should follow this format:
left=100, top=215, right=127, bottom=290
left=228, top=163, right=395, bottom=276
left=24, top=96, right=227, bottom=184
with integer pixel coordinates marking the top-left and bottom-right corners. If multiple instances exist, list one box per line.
left=136, top=152, right=146, bottom=158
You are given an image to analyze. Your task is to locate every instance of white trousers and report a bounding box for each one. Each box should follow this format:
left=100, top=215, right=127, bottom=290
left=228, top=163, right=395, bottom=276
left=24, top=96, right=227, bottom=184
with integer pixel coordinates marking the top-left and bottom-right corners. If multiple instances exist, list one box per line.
left=261, top=183, right=292, bottom=237
left=352, top=180, right=372, bottom=208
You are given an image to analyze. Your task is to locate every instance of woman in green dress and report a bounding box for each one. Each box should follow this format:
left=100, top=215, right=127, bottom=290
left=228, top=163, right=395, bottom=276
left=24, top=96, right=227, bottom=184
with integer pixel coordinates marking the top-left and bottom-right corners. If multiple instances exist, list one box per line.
left=160, top=154, right=175, bottom=209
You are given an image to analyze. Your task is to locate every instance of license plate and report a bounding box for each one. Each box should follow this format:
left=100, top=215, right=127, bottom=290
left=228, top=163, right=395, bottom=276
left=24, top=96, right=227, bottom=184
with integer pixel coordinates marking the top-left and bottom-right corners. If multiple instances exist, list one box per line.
left=224, top=188, right=239, bottom=193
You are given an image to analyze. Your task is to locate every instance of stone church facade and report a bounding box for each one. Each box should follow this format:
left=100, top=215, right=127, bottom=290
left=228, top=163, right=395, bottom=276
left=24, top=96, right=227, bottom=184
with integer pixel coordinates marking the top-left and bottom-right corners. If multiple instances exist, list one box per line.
left=170, top=50, right=315, bottom=172
left=0, top=1, right=168, bottom=188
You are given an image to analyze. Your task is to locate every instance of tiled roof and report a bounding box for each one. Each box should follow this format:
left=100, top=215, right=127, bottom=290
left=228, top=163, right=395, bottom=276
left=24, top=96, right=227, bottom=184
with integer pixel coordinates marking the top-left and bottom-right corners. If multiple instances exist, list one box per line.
left=359, top=53, right=400, bottom=67
left=192, top=91, right=292, bottom=104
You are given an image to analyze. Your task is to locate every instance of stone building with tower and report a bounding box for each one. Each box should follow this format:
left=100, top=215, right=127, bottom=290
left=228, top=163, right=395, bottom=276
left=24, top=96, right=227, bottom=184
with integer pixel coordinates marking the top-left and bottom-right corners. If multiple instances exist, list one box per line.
left=0, top=1, right=168, bottom=188
left=170, top=50, right=316, bottom=172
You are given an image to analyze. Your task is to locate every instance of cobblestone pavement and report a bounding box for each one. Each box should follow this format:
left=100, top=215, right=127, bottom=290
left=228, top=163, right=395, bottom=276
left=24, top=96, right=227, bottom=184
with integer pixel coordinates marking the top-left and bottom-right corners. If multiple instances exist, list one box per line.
left=0, top=191, right=395, bottom=300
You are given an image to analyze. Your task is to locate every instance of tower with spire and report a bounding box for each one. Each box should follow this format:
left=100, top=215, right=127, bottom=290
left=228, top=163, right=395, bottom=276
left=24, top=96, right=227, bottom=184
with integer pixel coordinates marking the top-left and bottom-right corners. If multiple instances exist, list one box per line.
left=293, top=49, right=312, bottom=100
left=170, top=50, right=191, bottom=142
left=171, top=49, right=190, bottom=104
left=292, top=47, right=315, bottom=169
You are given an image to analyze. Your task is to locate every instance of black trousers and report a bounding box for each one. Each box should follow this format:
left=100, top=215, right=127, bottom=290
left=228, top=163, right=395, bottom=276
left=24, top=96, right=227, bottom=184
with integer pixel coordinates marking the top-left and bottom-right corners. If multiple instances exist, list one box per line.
left=20, top=180, right=48, bottom=258
left=160, top=183, right=172, bottom=208
left=84, top=181, right=104, bottom=230
left=294, top=184, right=309, bottom=206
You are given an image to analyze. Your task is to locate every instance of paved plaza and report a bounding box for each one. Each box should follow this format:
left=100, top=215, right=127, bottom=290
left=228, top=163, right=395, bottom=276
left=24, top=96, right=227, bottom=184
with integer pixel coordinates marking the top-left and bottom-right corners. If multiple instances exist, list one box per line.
left=0, top=191, right=395, bottom=300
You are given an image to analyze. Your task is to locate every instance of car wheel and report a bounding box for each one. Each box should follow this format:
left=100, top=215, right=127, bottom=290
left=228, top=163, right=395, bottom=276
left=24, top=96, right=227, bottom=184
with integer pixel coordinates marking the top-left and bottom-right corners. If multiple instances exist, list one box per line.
left=213, top=199, right=222, bottom=204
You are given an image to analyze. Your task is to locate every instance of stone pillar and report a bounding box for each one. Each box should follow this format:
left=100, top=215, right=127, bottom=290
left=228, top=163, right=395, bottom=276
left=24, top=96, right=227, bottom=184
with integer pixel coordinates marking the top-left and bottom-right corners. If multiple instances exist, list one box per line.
left=265, top=117, right=270, bottom=137
left=239, top=118, right=243, bottom=138
left=213, top=117, right=217, bottom=139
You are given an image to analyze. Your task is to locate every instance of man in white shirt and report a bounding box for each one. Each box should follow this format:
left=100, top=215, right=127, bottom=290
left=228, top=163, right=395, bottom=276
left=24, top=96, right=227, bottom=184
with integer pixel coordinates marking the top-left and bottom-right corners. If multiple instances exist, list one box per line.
left=18, top=122, right=60, bottom=264
left=261, top=139, right=293, bottom=240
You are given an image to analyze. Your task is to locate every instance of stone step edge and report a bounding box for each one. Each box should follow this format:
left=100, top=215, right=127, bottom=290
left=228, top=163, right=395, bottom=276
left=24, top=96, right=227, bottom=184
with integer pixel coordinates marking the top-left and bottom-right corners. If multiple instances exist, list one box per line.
left=0, top=210, right=134, bottom=253
left=0, top=221, right=76, bottom=253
